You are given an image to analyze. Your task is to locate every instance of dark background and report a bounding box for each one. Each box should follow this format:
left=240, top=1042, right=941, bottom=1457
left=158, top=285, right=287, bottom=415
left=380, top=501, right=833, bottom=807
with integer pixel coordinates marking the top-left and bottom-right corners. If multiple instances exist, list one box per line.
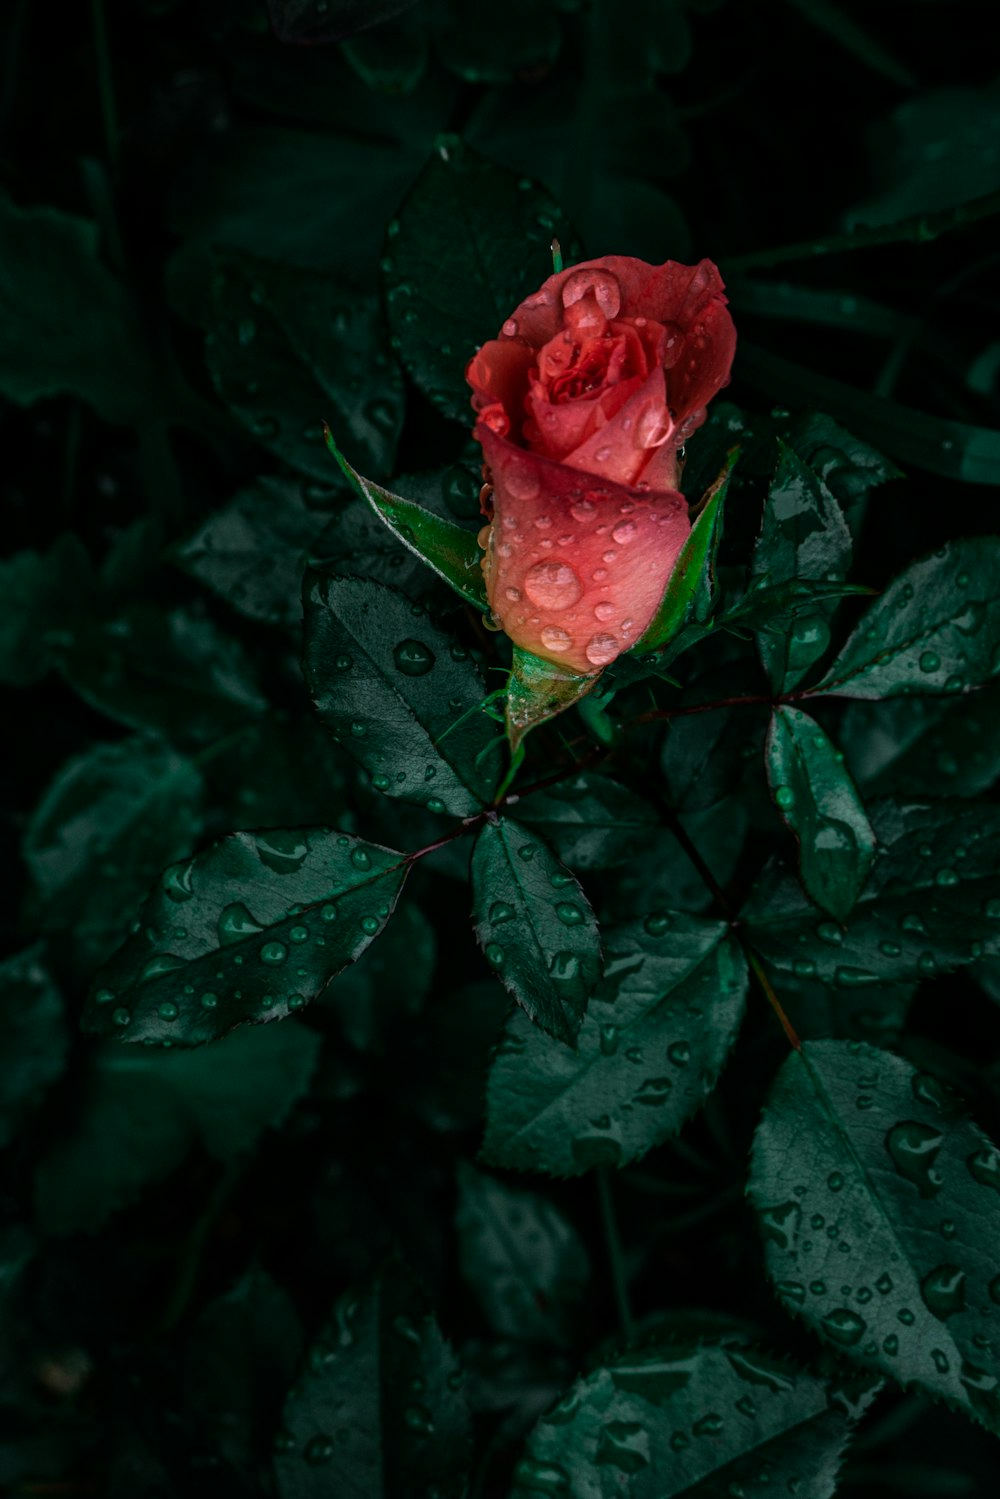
left=2, top=1, right=1000, bottom=1494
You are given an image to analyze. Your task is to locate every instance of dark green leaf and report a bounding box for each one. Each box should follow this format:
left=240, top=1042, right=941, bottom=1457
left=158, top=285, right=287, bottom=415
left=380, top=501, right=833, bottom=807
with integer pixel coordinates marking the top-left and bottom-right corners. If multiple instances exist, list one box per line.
left=750, top=1039, right=1000, bottom=1434
left=207, top=254, right=403, bottom=481
left=0, top=195, right=158, bottom=422
left=23, top=736, right=204, bottom=972
left=178, top=479, right=332, bottom=627
left=324, top=441, right=488, bottom=611
left=187, top=1269, right=304, bottom=1473
left=0, top=948, right=68, bottom=1150
left=817, top=539, right=1000, bottom=699
left=738, top=343, right=1000, bottom=487
left=433, top=0, right=561, bottom=84
left=0, top=536, right=95, bottom=687
left=662, top=703, right=766, bottom=812
left=455, top=1163, right=589, bottom=1345
left=84, top=827, right=409, bottom=1044
left=342, top=8, right=428, bottom=92
left=515, top=772, right=656, bottom=871
left=169, top=127, right=424, bottom=280
left=782, top=410, right=901, bottom=517
left=601, top=801, right=751, bottom=919
left=482, top=914, right=747, bottom=1174
left=54, top=604, right=268, bottom=742
left=319, top=899, right=435, bottom=1053
left=752, top=441, right=852, bottom=689
left=840, top=688, right=1000, bottom=799
left=744, top=798, right=1000, bottom=987
left=471, top=817, right=601, bottom=1044
left=382, top=139, right=576, bottom=421
left=512, top=1338, right=856, bottom=1498
left=766, top=706, right=876, bottom=921
left=35, top=1022, right=321, bottom=1235
left=303, top=573, right=498, bottom=814
left=635, top=452, right=733, bottom=653
left=504, top=646, right=599, bottom=754
left=273, top=1258, right=471, bottom=1499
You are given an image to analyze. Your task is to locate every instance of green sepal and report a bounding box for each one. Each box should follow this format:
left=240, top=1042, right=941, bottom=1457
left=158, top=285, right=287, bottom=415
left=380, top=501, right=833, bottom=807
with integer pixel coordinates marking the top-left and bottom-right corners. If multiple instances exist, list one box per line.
left=324, top=428, right=489, bottom=613
left=634, top=448, right=737, bottom=653
left=504, top=645, right=599, bottom=756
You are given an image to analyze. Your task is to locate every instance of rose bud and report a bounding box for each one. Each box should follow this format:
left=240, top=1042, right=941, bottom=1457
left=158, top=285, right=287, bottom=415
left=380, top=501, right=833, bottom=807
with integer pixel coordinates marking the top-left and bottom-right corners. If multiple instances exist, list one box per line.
left=466, top=256, right=736, bottom=673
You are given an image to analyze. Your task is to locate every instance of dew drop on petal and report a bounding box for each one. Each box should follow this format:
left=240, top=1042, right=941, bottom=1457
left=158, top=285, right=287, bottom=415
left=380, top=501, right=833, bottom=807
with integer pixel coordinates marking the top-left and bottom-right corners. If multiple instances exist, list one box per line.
left=560, top=267, right=621, bottom=320
left=612, top=520, right=637, bottom=544
left=594, top=601, right=616, bottom=622
left=505, top=462, right=540, bottom=500
left=540, top=626, right=573, bottom=653
left=523, top=560, right=582, bottom=610
left=505, top=587, right=522, bottom=602
left=585, top=633, right=619, bottom=667
left=502, top=318, right=518, bottom=336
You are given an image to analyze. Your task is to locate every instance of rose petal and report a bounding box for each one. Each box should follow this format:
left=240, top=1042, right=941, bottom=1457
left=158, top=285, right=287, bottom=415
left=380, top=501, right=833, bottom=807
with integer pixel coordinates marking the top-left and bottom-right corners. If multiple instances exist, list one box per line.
left=466, top=337, right=535, bottom=426
left=559, top=367, right=671, bottom=488
left=478, top=427, right=689, bottom=674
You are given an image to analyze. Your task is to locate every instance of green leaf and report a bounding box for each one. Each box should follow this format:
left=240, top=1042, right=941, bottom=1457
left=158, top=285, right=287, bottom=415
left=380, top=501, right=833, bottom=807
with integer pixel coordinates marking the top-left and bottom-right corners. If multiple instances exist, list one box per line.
left=207, top=253, right=403, bottom=482
left=470, top=817, right=602, bottom=1045
left=482, top=914, right=747, bottom=1174
left=455, top=1162, right=589, bottom=1345
left=169, top=126, right=424, bottom=280
left=737, top=342, right=1000, bottom=487
left=840, top=688, right=1000, bottom=799
left=0, top=535, right=95, bottom=687
left=634, top=452, right=733, bottom=653
left=0, top=195, right=159, bottom=423
left=815, top=538, right=1000, bottom=699
left=744, top=798, right=1000, bottom=987
left=783, top=0, right=916, bottom=87
left=342, top=7, right=428, bottom=91
left=512, top=1337, right=857, bottom=1498
left=515, top=772, right=656, bottom=871
left=782, top=411, right=901, bottom=517
left=601, top=801, right=751, bottom=920
left=382, top=138, right=577, bottom=422
left=83, top=826, right=409, bottom=1045
left=23, top=736, right=204, bottom=972
left=766, top=707, right=876, bottom=922
left=35, top=1022, right=321, bottom=1235
left=662, top=701, right=767, bottom=812
left=302, top=573, right=498, bottom=815
left=433, top=0, right=562, bottom=84
left=504, top=645, right=599, bottom=754
left=752, top=441, right=852, bottom=690
left=749, top=1038, right=1000, bottom=1434
left=177, top=478, right=331, bottom=627
left=324, top=439, right=488, bottom=611
left=54, top=604, right=268, bottom=742
left=273, top=1258, right=471, bottom=1499
left=0, top=948, right=68, bottom=1150
left=319, top=900, right=436, bottom=1054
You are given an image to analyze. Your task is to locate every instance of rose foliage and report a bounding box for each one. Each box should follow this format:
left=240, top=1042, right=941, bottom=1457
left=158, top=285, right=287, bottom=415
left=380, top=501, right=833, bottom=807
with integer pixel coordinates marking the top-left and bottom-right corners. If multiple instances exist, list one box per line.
left=4, top=6, right=1000, bottom=1499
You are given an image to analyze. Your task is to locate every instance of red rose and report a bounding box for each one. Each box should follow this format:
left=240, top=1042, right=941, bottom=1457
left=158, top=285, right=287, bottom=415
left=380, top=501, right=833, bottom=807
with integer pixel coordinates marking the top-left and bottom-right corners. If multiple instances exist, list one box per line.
left=466, top=256, right=736, bottom=673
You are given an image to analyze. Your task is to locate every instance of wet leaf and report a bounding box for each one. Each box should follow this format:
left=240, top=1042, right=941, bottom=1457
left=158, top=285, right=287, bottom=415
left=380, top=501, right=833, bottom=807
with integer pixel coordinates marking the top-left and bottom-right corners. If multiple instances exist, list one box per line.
left=635, top=451, right=733, bottom=653
left=766, top=706, right=876, bottom=921
left=752, top=441, right=852, bottom=690
left=482, top=915, right=746, bottom=1174
left=302, top=573, right=498, bottom=815
left=470, top=817, right=601, bottom=1044
left=83, top=827, right=409, bottom=1044
left=750, top=1039, right=1000, bottom=1434
left=840, top=689, right=1000, bottom=799
left=512, top=1337, right=859, bottom=1498
left=515, top=772, right=656, bottom=871
left=23, top=737, right=204, bottom=972
left=273, top=1257, right=470, bottom=1499
left=382, top=139, right=576, bottom=421
left=207, top=253, right=403, bottom=481
left=455, top=1163, right=589, bottom=1345
left=814, top=538, right=1000, bottom=699
left=0, top=536, right=95, bottom=687
left=319, top=899, right=435, bottom=1054
left=744, top=798, right=1000, bottom=987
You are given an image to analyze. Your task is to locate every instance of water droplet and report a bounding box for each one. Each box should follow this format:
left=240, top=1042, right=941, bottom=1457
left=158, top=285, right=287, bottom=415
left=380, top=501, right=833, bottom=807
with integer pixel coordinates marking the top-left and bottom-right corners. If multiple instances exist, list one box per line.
left=967, top=1145, right=1000, bottom=1191
left=635, top=1077, right=673, bottom=1105
left=585, top=633, right=618, bottom=667
left=821, top=1309, right=866, bottom=1348
left=775, top=786, right=795, bottom=810
left=485, top=943, right=505, bottom=968
left=490, top=902, right=516, bottom=924
left=919, top=651, right=941, bottom=673
left=555, top=902, right=584, bottom=926
left=361, top=915, right=380, bottom=935
left=540, top=625, right=573, bottom=653
left=112, top=1007, right=131, bottom=1027
left=818, top=922, right=843, bottom=944
left=393, top=639, right=435, bottom=677
left=828, top=1171, right=845, bottom=1192
left=511, top=1459, right=569, bottom=1494
left=644, top=912, right=671, bottom=936
left=885, top=1121, right=944, bottom=1197
left=261, top=942, right=287, bottom=966
left=351, top=848, right=371, bottom=872
left=523, top=561, right=582, bottom=611
left=158, top=1000, right=178, bottom=1021
left=921, top=1264, right=966, bottom=1320
left=200, top=991, right=218, bottom=1010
